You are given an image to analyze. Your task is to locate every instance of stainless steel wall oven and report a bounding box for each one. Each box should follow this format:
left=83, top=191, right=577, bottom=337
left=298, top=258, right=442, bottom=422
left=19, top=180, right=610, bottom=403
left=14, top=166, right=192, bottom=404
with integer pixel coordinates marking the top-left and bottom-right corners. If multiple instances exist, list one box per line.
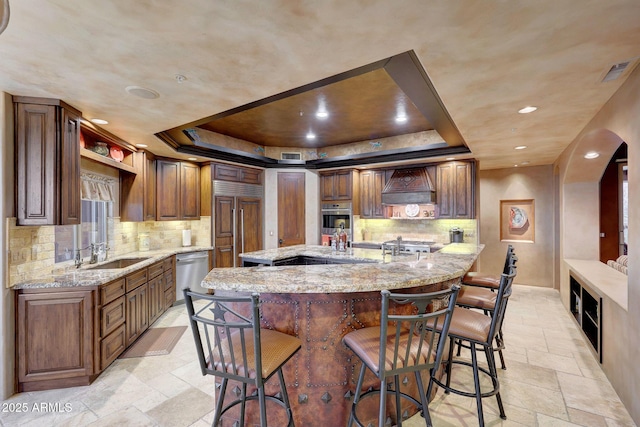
left=321, top=202, right=353, bottom=241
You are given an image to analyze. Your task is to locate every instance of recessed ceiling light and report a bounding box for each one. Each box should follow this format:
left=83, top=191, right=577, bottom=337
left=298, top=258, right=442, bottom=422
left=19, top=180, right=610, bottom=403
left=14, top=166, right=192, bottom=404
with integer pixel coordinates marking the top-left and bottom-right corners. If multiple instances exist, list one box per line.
left=136, top=143, right=148, bottom=148
left=315, top=111, right=329, bottom=119
left=306, top=131, right=316, bottom=140
left=445, top=157, right=455, bottom=161
left=520, top=161, right=530, bottom=165
left=125, top=86, right=160, bottom=99
left=584, top=151, right=600, bottom=159
left=90, top=118, right=108, bottom=125
left=187, top=157, right=197, bottom=161
left=514, top=145, right=527, bottom=150
left=518, top=106, right=537, bottom=114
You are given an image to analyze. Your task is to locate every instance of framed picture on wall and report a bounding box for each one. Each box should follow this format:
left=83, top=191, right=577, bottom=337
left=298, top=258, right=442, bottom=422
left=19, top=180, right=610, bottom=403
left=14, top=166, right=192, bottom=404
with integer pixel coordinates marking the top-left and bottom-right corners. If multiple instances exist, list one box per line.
left=500, top=199, right=535, bottom=243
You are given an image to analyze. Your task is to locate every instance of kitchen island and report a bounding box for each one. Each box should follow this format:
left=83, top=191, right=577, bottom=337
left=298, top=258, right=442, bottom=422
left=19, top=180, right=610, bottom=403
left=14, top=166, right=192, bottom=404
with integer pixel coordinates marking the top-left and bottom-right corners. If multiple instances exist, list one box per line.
left=200, top=244, right=483, bottom=426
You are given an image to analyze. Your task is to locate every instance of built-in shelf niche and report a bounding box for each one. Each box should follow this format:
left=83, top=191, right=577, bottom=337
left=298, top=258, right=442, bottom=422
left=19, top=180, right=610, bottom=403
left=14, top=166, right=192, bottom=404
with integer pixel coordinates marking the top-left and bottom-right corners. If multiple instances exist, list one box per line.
left=569, top=273, right=602, bottom=363
left=80, top=121, right=137, bottom=174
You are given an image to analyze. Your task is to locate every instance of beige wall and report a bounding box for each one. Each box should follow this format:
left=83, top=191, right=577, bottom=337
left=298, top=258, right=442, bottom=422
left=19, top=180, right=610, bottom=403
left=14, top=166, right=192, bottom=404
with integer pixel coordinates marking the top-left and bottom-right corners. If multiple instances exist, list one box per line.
left=478, top=165, right=555, bottom=287
left=555, top=65, right=640, bottom=423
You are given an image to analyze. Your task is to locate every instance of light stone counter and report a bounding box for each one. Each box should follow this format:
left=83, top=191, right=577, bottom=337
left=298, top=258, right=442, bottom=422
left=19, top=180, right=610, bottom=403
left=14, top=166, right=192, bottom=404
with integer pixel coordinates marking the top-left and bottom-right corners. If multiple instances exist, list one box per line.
left=12, top=246, right=213, bottom=290
left=202, top=244, right=483, bottom=294
left=203, top=243, right=483, bottom=426
left=565, top=259, right=628, bottom=310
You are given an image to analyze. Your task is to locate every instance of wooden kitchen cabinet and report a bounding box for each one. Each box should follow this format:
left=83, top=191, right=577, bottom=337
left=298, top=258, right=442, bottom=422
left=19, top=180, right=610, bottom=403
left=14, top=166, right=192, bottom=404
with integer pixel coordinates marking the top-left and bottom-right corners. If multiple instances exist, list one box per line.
left=147, top=261, right=165, bottom=325
left=163, top=256, right=176, bottom=310
left=124, top=268, right=149, bottom=346
left=320, top=169, right=360, bottom=214
left=14, top=96, right=82, bottom=226
left=16, top=256, right=180, bottom=391
left=156, top=159, right=200, bottom=220
left=16, top=288, right=96, bottom=391
left=181, top=162, right=200, bottom=219
left=213, top=162, right=263, bottom=185
left=360, top=169, right=388, bottom=219
left=121, top=150, right=157, bottom=222
left=98, top=278, right=126, bottom=370
left=213, top=195, right=262, bottom=267
left=125, top=282, right=149, bottom=347
left=436, top=161, right=475, bottom=219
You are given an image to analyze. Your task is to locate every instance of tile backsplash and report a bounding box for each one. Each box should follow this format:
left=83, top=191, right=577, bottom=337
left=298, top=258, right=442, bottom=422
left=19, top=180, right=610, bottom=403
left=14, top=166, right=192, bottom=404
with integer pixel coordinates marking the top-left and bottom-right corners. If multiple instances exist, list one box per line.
left=354, top=217, right=477, bottom=244
left=7, top=216, right=211, bottom=287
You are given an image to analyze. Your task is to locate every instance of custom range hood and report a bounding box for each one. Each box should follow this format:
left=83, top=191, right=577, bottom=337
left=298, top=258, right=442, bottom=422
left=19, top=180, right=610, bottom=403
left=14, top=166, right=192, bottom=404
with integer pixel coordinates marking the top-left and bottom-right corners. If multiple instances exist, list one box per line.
left=381, top=167, right=435, bottom=205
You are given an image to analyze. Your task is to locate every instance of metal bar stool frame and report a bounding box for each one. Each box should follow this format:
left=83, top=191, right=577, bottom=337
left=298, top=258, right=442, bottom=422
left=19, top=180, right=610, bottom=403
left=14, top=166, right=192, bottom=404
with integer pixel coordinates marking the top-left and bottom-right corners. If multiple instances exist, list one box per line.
left=456, top=248, right=517, bottom=370
left=184, top=289, right=302, bottom=427
left=343, top=285, right=460, bottom=427
left=426, top=267, right=517, bottom=426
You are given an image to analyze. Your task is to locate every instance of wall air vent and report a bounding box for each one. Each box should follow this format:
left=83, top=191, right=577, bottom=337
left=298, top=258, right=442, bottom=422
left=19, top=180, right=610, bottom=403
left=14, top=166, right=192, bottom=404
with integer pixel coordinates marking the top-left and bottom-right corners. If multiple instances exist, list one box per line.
left=281, top=152, right=302, bottom=160
left=601, top=61, right=631, bottom=82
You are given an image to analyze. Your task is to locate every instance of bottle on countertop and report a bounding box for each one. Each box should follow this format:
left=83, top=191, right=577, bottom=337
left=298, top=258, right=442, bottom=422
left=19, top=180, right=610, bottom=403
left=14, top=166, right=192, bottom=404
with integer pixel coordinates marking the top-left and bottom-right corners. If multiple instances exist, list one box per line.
left=331, top=229, right=339, bottom=251
left=338, top=224, right=347, bottom=252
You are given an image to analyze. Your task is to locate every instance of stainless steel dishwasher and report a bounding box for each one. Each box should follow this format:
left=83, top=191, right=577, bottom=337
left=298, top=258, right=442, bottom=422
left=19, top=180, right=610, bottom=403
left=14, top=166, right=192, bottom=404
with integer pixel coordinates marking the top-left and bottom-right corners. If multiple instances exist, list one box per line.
left=175, top=251, right=210, bottom=302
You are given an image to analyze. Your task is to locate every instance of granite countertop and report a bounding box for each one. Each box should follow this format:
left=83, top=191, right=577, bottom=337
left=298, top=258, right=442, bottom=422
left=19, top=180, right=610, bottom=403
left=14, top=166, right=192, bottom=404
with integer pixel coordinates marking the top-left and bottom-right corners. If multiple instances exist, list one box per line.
left=205, top=244, right=484, bottom=294
left=12, top=246, right=213, bottom=290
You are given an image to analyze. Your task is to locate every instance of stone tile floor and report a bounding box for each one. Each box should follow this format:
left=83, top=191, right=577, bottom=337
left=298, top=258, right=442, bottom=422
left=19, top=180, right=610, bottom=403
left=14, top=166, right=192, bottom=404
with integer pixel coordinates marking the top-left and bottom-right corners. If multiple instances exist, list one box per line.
left=0, top=285, right=636, bottom=426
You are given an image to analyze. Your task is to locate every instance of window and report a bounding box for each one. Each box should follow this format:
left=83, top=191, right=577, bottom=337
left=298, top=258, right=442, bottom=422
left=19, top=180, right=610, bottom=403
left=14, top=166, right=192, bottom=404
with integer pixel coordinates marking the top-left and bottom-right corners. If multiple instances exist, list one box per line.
left=54, top=200, right=112, bottom=263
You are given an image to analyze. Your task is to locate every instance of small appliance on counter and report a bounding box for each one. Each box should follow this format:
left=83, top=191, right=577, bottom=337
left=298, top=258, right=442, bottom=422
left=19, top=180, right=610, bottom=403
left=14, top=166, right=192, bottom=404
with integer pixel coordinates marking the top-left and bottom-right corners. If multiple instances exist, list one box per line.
left=182, top=229, right=192, bottom=247
left=449, top=227, right=464, bottom=243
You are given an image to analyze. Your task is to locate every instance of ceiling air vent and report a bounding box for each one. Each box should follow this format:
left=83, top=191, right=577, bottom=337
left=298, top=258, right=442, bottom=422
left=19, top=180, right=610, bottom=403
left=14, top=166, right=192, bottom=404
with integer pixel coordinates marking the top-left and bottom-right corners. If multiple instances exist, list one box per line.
left=281, top=152, right=302, bottom=160
left=601, top=61, right=631, bottom=82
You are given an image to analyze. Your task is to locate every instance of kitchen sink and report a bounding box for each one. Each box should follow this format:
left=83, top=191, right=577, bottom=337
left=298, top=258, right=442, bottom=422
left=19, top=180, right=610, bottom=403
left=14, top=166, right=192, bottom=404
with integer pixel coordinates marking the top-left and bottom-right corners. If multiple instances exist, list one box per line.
left=87, top=257, right=150, bottom=269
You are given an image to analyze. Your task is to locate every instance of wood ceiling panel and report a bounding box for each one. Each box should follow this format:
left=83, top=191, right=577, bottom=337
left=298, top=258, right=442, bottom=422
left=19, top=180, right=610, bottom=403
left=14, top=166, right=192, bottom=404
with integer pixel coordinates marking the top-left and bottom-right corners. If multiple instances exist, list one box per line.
left=197, top=68, right=433, bottom=148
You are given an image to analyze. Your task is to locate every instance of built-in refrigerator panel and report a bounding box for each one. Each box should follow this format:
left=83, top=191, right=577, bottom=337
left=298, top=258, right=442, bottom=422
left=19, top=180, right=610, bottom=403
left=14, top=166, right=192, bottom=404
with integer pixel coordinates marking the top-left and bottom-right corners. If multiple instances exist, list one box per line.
left=212, top=180, right=263, bottom=268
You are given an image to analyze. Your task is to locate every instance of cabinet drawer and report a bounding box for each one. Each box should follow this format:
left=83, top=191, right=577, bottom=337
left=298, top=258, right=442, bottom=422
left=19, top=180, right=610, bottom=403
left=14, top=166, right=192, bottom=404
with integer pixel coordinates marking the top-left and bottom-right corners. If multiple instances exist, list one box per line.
left=100, top=278, right=125, bottom=305
left=101, top=295, right=126, bottom=337
left=101, top=324, right=126, bottom=370
left=125, top=269, right=148, bottom=293
left=163, top=256, right=174, bottom=272
left=148, top=261, right=164, bottom=279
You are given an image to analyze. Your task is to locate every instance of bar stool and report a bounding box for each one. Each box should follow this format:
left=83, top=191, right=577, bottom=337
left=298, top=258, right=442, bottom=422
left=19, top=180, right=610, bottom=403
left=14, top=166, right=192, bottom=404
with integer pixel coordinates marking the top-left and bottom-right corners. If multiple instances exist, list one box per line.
left=343, top=286, right=460, bottom=427
left=426, top=267, right=517, bottom=426
left=461, top=245, right=514, bottom=291
left=456, top=248, right=517, bottom=369
left=184, top=289, right=302, bottom=427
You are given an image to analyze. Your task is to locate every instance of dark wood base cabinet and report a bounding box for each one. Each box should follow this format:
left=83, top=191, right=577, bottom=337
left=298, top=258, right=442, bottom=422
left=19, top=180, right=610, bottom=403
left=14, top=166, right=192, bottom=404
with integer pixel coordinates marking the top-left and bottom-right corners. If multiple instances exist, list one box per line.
left=16, top=288, right=97, bottom=392
left=15, top=255, right=177, bottom=392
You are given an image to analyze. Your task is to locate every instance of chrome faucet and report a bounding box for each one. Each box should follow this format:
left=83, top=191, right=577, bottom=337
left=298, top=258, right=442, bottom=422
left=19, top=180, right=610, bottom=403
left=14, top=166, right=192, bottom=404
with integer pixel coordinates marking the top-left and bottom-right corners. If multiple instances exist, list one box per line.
left=89, top=243, right=99, bottom=264
left=74, top=249, right=83, bottom=269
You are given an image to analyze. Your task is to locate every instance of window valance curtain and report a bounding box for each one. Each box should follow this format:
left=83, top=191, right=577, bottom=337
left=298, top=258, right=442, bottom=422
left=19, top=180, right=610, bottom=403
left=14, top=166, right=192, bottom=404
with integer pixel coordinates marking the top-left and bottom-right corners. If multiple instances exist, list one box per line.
left=81, top=172, right=116, bottom=202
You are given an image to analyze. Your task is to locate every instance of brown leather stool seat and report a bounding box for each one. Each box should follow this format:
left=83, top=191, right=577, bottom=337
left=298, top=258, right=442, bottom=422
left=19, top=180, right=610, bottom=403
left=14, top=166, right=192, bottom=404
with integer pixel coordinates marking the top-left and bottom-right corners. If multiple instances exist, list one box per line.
left=461, top=272, right=501, bottom=290
left=462, top=245, right=515, bottom=290
left=457, top=286, right=497, bottom=311
left=184, top=290, right=302, bottom=427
